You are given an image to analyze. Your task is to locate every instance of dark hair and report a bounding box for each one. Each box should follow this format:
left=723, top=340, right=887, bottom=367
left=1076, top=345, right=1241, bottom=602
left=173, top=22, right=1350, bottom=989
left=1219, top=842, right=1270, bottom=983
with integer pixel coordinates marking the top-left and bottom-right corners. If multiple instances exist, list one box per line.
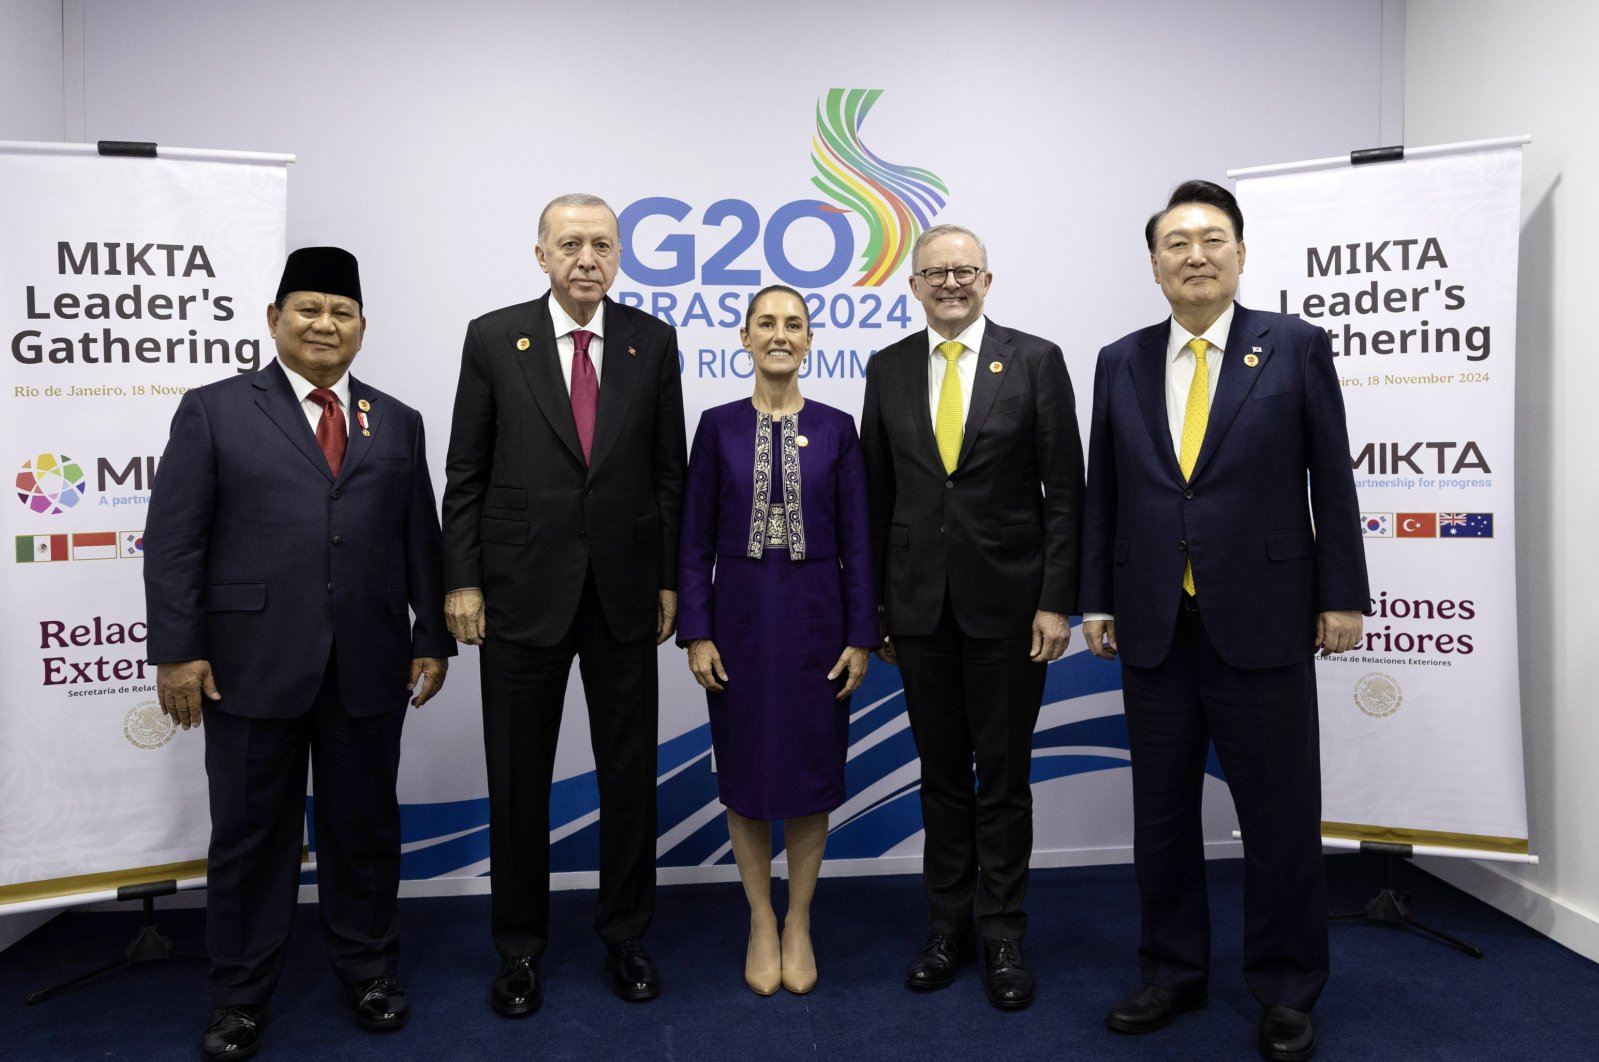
left=1145, top=179, right=1244, bottom=252
left=743, top=284, right=809, bottom=331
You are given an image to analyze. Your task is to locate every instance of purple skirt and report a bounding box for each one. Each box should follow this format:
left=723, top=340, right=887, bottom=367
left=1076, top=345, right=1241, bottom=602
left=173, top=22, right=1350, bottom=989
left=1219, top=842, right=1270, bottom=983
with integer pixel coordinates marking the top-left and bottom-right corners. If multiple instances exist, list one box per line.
left=705, top=549, right=851, bottom=821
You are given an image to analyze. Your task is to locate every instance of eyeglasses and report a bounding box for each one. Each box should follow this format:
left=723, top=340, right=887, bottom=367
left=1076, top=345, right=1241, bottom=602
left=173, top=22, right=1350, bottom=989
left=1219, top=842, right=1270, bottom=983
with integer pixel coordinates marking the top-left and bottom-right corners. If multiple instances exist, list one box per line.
left=913, top=265, right=983, bottom=287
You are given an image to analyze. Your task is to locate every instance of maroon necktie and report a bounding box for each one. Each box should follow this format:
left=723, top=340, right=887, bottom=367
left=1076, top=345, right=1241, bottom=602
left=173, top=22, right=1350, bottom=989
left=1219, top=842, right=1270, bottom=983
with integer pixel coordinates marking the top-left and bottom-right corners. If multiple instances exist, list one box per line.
left=310, top=387, right=347, bottom=477
left=570, top=329, right=598, bottom=464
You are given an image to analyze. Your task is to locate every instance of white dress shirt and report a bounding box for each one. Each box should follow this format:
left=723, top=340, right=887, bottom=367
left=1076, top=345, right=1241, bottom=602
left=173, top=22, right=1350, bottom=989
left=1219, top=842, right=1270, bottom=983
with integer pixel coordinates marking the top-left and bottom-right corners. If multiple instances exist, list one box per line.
left=278, top=361, right=351, bottom=433
left=924, top=315, right=987, bottom=428
left=1163, top=302, right=1234, bottom=458
left=549, top=298, right=606, bottom=395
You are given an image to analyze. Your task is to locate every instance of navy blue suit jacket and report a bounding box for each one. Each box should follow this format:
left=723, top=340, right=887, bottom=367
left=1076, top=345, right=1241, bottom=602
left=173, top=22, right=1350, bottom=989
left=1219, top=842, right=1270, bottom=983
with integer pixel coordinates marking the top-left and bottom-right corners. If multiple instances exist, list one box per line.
left=1079, top=304, right=1368, bottom=670
left=144, top=359, right=454, bottom=717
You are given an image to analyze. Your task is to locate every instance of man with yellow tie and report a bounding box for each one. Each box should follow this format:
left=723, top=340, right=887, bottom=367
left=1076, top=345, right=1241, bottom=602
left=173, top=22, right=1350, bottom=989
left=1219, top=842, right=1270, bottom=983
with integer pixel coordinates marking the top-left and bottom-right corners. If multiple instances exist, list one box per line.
left=1080, top=181, right=1367, bottom=1062
left=861, top=224, right=1084, bottom=1010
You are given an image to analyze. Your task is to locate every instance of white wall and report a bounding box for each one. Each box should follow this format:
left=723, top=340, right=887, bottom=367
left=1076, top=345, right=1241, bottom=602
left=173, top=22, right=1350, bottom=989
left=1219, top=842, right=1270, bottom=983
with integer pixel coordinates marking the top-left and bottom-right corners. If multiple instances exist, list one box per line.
left=1405, top=0, right=1599, bottom=962
left=0, top=1, right=66, bottom=140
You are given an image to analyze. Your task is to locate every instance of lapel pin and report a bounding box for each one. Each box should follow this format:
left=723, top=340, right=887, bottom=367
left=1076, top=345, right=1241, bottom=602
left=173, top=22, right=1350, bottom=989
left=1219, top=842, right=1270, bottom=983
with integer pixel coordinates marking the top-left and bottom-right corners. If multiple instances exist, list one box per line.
left=1243, top=353, right=1260, bottom=367
left=989, top=361, right=1003, bottom=374
left=628, top=346, right=637, bottom=356
left=362, top=430, right=371, bottom=437
left=357, top=398, right=371, bottom=412
left=356, top=411, right=370, bottom=432
left=516, top=337, right=530, bottom=351
left=796, top=435, right=809, bottom=447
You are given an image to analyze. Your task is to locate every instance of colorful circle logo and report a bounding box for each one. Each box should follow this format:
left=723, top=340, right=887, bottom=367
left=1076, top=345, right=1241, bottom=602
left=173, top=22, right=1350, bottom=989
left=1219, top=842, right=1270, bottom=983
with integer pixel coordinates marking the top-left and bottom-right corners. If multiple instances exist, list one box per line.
left=15, top=453, right=88, bottom=515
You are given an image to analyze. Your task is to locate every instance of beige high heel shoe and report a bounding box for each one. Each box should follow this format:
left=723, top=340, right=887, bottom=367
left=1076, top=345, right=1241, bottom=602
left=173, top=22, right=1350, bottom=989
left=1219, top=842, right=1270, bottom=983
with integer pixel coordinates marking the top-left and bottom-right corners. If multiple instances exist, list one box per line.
left=780, top=923, right=817, bottom=995
left=746, top=926, right=782, bottom=996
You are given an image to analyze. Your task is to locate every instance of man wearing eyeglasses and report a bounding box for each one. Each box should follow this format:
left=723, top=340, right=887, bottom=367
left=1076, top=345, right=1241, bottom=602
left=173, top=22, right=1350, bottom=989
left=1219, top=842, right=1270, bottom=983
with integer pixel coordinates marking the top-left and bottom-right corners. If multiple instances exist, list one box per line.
left=861, top=224, right=1084, bottom=1010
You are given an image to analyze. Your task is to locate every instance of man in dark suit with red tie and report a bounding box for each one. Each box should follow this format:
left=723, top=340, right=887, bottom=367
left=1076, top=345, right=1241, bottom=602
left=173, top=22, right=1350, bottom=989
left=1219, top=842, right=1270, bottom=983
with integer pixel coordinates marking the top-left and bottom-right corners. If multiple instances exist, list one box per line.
left=442, top=194, right=686, bottom=1016
left=145, top=247, right=453, bottom=1059
left=1080, top=181, right=1368, bottom=1062
left=861, top=224, right=1084, bottom=1010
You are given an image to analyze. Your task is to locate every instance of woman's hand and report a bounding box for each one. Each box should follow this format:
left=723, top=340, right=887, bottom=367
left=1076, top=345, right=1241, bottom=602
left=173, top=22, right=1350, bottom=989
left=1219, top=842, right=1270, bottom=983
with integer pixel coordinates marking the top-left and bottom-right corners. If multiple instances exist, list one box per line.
left=829, top=646, right=870, bottom=701
left=687, top=638, right=728, bottom=692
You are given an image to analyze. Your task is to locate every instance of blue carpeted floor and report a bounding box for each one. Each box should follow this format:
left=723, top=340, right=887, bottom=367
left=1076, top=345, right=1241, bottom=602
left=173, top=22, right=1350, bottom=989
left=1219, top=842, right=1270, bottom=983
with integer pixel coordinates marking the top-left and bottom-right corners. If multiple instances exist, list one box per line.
left=3, top=855, right=1596, bottom=1061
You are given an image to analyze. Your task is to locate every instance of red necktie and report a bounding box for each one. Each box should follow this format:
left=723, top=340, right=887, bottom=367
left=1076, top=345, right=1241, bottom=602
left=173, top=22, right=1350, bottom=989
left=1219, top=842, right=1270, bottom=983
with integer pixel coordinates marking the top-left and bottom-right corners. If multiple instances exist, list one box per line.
left=570, top=329, right=598, bottom=464
left=310, top=387, right=347, bottom=477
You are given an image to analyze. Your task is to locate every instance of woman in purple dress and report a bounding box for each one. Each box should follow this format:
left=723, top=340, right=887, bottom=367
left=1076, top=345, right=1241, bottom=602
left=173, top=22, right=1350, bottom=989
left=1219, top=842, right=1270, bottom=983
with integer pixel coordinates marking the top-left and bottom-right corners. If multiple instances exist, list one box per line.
left=677, top=285, right=877, bottom=996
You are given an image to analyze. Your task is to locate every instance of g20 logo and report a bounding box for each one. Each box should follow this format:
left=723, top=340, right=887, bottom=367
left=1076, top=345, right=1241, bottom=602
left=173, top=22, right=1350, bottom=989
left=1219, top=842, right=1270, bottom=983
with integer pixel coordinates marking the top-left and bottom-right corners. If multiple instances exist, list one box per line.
left=616, top=197, right=913, bottom=332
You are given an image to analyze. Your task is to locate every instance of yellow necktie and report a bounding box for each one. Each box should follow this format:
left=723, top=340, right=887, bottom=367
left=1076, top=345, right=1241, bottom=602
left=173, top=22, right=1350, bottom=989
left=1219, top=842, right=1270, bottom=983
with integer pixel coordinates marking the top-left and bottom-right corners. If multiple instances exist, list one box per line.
left=934, top=341, right=964, bottom=473
left=1179, top=338, right=1210, bottom=595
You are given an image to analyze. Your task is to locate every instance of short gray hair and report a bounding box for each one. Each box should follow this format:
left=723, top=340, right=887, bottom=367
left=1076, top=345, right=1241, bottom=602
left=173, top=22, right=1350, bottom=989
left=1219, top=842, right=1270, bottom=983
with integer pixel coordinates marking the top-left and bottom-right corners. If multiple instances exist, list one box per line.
left=537, top=193, right=615, bottom=245
left=911, top=224, right=989, bottom=270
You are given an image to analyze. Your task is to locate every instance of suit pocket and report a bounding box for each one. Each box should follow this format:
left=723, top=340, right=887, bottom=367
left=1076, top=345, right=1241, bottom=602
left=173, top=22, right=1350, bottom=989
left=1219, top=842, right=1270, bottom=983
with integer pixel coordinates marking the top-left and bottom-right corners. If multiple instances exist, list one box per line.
left=206, top=582, right=266, bottom=612
left=486, top=486, right=528, bottom=510
left=888, top=524, right=910, bottom=547
left=997, top=523, right=1043, bottom=548
left=481, top=517, right=528, bottom=545
left=1266, top=530, right=1314, bottom=561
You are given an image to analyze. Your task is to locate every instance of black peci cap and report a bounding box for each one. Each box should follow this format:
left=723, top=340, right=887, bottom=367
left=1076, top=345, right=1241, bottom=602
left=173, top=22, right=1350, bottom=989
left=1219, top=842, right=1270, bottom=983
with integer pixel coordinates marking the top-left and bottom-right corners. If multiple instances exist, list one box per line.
left=276, top=246, right=362, bottom=307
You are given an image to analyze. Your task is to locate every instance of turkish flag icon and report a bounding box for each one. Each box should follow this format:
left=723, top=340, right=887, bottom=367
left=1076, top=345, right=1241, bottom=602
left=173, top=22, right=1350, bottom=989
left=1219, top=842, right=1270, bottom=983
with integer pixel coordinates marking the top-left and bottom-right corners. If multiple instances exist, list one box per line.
left=1396, top=512, right=1438, bottom=538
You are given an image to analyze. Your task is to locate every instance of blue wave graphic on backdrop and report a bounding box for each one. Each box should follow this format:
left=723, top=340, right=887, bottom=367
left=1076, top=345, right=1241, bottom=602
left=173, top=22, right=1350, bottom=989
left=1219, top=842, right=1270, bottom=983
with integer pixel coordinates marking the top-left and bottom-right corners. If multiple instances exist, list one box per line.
left=306, top=630, right=1227, bottom=880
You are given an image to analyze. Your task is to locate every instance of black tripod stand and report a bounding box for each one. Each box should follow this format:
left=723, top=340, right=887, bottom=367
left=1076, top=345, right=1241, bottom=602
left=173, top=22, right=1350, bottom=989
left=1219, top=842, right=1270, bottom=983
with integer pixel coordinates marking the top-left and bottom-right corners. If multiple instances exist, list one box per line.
left=1330, top=843, right=1484, bottom=958
left=24, top=879, right=205, bottom=1005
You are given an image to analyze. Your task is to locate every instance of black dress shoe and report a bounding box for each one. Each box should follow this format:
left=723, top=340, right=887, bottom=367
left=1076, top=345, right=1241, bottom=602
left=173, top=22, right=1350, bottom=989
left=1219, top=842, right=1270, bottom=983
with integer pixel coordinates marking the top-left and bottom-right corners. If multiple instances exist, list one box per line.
left=490, top=956, right=543, bottom=1017
left=904, top=932, right=975, bottom=990
left=1106, top=983, right=1209, bottom=1034
left=201, top=1005, right=266, bottom=1060
left=981, top=938, right=1035, bottom=1010
left=340, top=975, right=409, bottom=1032
left=1259, top=1005, right=1317, bottom=1062
left=605, top=939, right=661, bottom=1001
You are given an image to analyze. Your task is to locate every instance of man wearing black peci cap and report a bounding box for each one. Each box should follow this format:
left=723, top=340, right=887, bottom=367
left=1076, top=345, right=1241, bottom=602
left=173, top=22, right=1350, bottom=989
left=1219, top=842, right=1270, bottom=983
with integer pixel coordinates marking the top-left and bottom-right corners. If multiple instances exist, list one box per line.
left=145, top=247, right=454, bottom=1059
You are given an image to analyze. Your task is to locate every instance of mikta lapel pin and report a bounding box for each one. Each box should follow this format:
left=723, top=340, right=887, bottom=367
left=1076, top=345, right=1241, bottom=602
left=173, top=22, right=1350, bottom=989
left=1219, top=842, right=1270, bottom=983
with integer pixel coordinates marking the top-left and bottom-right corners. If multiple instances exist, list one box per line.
left=989, top=361, right=1003, bottom=373
left=517, top=337, right=530, bottom=351
left=1244, top=353, right=1260, bottom=367
left=628, top=346, right=637, bottom=356
left=357, top=399, right=371, bottom=412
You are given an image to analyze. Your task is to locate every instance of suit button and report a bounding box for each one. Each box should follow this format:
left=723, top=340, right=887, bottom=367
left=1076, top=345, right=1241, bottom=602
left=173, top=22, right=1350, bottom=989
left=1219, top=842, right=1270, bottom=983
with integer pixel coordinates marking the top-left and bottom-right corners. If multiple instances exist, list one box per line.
left=584, top=487, right=593, bottom=496
left=326, top=582, right=333, bottom=594
left=939, top=525, right=947, bottom=534
left=1178, top=540, right=1188, bottom=552
left=1183, top=489, right=1194, bottom=499
left=944, top=480, right=954, bottom=490
left=332, top=535, right=343, bottom=546
left=330, top=490, right=341, bottom=500
left=579, top=531, right=588, bottom=541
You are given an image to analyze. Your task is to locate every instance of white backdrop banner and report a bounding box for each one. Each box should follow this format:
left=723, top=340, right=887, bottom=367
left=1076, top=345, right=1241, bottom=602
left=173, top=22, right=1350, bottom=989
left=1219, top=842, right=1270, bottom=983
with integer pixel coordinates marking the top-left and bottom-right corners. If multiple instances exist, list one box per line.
left=1235, top=140, right=1530, bottom=855
left=0, top=143, right=287, bottom=906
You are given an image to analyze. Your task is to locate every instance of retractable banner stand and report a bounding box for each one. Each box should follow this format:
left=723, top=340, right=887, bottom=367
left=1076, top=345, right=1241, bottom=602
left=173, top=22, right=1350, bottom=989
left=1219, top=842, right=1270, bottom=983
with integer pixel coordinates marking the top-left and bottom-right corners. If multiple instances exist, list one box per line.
left=1233, top=138, right=1533, bottom=860
left=0, top=142, right=289, bottom=911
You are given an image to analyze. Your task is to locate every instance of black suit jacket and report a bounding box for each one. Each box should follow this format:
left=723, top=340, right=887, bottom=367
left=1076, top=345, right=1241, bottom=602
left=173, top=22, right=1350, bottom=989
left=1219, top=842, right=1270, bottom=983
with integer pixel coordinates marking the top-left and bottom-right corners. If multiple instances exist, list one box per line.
left=861, top=319, right=1084, bottom=639
left=144, top=359, right=454, bottom=718
left=1079, top=304, right=1369, bottom=669
left=442, top=294, right=686, bottom=645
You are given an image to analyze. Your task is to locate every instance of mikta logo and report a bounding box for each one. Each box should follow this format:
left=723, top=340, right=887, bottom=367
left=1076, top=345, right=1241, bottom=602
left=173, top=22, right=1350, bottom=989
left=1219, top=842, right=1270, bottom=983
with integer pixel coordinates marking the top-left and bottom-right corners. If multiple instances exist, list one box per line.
left=618, top=89, right=948, bottom=291
left=15, top=452, right=88, bottom=514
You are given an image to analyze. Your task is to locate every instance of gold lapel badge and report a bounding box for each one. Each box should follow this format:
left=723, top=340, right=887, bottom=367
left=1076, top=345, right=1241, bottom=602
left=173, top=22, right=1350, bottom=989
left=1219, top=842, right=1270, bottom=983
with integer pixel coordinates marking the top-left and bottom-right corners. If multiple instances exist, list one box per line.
left=516, top=337, right=530, bottom=351
left=796, top=435, right=809, bottom=447
left=1243, top=353, right=1260, bottom=367
left=988, top=361, right=1003, bottom=374
left=357, top=398, right=371, bottom=412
